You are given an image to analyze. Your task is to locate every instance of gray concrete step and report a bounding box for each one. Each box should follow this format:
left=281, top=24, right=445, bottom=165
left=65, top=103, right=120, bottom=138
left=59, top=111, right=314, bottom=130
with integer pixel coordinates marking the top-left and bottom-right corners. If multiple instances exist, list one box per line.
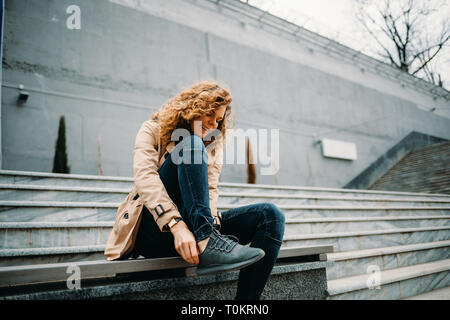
left=1, top=170, right=449, bottom=300
left=327, top=259, right=450, bottom=300
left=284, top=226, right=450, bottom=251
left=0, top=184, right=127, bottom=202
left=217, top=183, right=450, bottom=200
left=0, top=201, right=118, bottom=222
left=325, top=240, right=450, bottom=280
left=0, top=245, right=106, bottom=266
left=2, top=184, right=450, bottom=208
left=1, top=200, right=449, bottom=222
left=0, top=170, right=134, bottom=189
left=2, top=220, right=449, bottom=251
left=285, top=216, right=450, bottom=235
left=2, top=170, right=449, bottom=200
left=278, top=206, right=450, bottom=219
left=2, top=216, right=448, bottom=249
left=402, top=285, right=450, bottom=300
left=0, top=222, right=113, bottom=249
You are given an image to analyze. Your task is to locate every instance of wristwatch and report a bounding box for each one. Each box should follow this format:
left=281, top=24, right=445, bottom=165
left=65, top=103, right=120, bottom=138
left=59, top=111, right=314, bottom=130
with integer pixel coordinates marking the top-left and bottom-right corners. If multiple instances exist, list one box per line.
left=165, top=217, right=183, bottom=231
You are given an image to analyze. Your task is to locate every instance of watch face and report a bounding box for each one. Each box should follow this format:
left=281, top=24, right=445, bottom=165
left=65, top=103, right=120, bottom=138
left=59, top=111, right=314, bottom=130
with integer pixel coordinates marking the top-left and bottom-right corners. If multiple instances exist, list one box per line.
left=167, top=217, right=182, bottom=230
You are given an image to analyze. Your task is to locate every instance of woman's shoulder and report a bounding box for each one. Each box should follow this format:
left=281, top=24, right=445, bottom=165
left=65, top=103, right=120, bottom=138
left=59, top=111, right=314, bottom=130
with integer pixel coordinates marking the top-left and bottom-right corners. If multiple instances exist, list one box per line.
left=139, top=118, right=161, bottom=134
left=142, top=118, right=160, bottom=127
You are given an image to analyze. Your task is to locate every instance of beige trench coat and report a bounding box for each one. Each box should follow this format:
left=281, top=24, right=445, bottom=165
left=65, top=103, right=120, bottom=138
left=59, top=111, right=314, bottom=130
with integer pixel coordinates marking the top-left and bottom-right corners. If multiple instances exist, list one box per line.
left=104, top=119, right=223, bottom=261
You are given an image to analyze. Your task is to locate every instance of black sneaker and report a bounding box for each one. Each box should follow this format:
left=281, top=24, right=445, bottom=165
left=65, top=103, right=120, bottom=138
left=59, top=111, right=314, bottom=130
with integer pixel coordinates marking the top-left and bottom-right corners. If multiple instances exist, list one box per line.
left=192, top=229, right=265, bottom=276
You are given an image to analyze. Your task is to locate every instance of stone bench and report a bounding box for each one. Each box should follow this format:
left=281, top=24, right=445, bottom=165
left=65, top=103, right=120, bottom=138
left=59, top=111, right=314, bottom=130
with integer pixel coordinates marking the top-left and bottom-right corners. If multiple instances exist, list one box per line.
left=0, top=245, right=334, bottom=300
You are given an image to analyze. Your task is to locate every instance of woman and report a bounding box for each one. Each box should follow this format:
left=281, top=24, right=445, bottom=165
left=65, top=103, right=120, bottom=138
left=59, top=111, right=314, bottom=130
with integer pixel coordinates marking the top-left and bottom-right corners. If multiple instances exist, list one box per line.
left=105, top=81, right=285, bottom=300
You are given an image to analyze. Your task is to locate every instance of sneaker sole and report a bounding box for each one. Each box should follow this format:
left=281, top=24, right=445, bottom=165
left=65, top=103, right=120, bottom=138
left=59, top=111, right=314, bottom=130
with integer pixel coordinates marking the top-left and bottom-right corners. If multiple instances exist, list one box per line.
left=186, top=251, right=266, bottom=277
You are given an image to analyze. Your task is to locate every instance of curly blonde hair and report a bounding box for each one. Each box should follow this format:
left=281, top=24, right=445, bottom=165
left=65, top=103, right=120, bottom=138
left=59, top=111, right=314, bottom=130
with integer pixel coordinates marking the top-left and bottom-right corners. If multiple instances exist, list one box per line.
left=151, top=80, right=233, bottom=152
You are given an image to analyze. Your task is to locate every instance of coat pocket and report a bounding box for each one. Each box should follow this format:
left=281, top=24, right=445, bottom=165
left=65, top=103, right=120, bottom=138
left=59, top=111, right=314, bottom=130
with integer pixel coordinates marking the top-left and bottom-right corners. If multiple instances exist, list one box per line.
left=104, top=189, right=144, bottom=261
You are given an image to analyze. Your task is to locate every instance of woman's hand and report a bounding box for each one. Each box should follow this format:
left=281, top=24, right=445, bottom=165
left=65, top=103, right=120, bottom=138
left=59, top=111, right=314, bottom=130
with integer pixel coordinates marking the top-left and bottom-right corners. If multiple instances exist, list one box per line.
left=170, top=221, right=199, bottom=265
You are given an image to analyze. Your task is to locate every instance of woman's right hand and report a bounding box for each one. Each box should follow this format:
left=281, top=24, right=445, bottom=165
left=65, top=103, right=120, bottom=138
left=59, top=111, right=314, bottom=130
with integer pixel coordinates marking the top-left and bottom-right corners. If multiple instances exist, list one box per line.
left=170, top=221, right=199, bottom=265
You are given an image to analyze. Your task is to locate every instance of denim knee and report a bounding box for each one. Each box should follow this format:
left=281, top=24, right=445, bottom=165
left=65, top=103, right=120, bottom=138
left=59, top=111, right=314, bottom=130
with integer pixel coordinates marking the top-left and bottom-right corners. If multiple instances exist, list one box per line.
left=184, top=134, right=205, bottom=149
left=175, top=134, right=208, bottom=165
left=262, top=202, right=285, bottom=244
left=263, top=202, right=285, bottom=223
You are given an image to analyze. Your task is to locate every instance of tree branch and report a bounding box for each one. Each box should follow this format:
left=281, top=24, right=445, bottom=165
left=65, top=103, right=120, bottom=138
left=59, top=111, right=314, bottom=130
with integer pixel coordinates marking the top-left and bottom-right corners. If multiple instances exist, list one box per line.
left=411, top=40, right=447, bottom=75
left=356, top=0, right=449, bottom=85
left=357, top=12, right=400, bottom=68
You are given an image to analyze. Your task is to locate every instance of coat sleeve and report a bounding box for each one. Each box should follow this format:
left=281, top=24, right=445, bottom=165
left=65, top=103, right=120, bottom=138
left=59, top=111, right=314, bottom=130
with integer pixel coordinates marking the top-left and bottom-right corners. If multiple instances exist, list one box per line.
left=133, top=120, right=182, bottom=232
left=208, top=141, right=223, bottom=225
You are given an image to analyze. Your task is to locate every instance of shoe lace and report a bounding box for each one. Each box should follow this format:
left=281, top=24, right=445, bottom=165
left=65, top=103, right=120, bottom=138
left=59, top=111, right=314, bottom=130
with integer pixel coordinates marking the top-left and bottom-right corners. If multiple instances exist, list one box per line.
left=210, top=226, right=239, bottom=253
left=202, top=215, right=239, bottom=253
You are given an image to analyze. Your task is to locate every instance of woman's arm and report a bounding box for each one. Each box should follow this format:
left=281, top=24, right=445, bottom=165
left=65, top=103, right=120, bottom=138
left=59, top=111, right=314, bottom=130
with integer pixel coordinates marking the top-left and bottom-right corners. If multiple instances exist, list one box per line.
left=133, top=120, right=183, bottom=232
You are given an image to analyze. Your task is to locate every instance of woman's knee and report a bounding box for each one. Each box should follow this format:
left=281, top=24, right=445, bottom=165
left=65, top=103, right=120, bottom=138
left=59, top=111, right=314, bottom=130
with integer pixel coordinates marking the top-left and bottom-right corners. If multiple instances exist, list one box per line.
left=184, top=134, right=206, bottom=150
left=261, top=202, right=285, bottom=243
left=176, top=134, right=208, bottom=164
left=263, top=202, right=285, bottom=224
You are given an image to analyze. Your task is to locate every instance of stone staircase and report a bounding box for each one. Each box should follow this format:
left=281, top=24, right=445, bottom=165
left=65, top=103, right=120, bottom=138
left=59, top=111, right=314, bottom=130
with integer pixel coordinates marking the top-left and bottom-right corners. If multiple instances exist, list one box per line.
left=0, top=169, right=449, bottom=299
left=369, top=141, right=450, bottom=195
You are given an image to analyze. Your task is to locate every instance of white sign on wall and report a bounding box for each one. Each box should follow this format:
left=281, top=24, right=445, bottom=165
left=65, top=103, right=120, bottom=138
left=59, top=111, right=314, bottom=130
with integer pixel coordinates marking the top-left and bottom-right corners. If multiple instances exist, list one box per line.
left=320, top=138, right=357, bottom=161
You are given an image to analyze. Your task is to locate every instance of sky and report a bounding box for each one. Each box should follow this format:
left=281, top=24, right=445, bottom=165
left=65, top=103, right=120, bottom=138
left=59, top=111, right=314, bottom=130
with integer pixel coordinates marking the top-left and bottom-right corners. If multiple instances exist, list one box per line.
left=241, top=0, right=450, bottom=89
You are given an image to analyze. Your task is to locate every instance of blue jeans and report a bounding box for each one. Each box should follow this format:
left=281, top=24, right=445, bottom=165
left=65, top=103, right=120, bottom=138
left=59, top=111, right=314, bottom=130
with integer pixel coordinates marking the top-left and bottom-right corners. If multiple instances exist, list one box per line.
left=134, top=134, right=285, bottom=300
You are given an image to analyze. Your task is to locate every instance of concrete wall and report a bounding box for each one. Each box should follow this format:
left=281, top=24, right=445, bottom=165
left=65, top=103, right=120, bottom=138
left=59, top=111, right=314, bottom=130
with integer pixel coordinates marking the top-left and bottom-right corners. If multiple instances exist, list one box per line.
left=1, top=0, right=450, bottom=188
left=0, top=0, right=4, bottom=170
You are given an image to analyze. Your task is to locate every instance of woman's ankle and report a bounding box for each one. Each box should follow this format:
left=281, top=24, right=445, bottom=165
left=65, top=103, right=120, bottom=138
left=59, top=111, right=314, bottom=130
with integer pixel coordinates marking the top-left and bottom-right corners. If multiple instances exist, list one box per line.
left=197, top=237, right=210, bottom=254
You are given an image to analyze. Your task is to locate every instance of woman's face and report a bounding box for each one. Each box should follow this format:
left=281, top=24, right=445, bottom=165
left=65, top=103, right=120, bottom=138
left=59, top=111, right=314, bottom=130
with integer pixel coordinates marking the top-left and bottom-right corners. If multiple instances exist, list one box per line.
left=191, top=105, right=227, bottom=139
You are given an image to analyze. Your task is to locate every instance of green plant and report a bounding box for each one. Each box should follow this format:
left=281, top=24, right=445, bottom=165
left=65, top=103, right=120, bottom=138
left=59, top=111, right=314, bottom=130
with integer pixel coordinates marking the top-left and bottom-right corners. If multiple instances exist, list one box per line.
left=52, top=116, right=71, bottom=173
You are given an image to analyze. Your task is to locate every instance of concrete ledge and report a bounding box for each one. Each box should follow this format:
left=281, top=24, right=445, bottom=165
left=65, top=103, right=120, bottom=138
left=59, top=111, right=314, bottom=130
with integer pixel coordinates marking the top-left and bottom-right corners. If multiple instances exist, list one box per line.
left=0, top=245, right=333, bottom=287
left=0, top=244, right=332, bottom=267
left=0, top=261, right=332, bottom=300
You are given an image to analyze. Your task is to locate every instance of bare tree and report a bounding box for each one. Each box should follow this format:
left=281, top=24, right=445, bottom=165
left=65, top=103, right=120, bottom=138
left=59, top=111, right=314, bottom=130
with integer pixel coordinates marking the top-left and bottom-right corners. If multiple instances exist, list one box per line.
left=356, top=0, right=449, bottom=87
